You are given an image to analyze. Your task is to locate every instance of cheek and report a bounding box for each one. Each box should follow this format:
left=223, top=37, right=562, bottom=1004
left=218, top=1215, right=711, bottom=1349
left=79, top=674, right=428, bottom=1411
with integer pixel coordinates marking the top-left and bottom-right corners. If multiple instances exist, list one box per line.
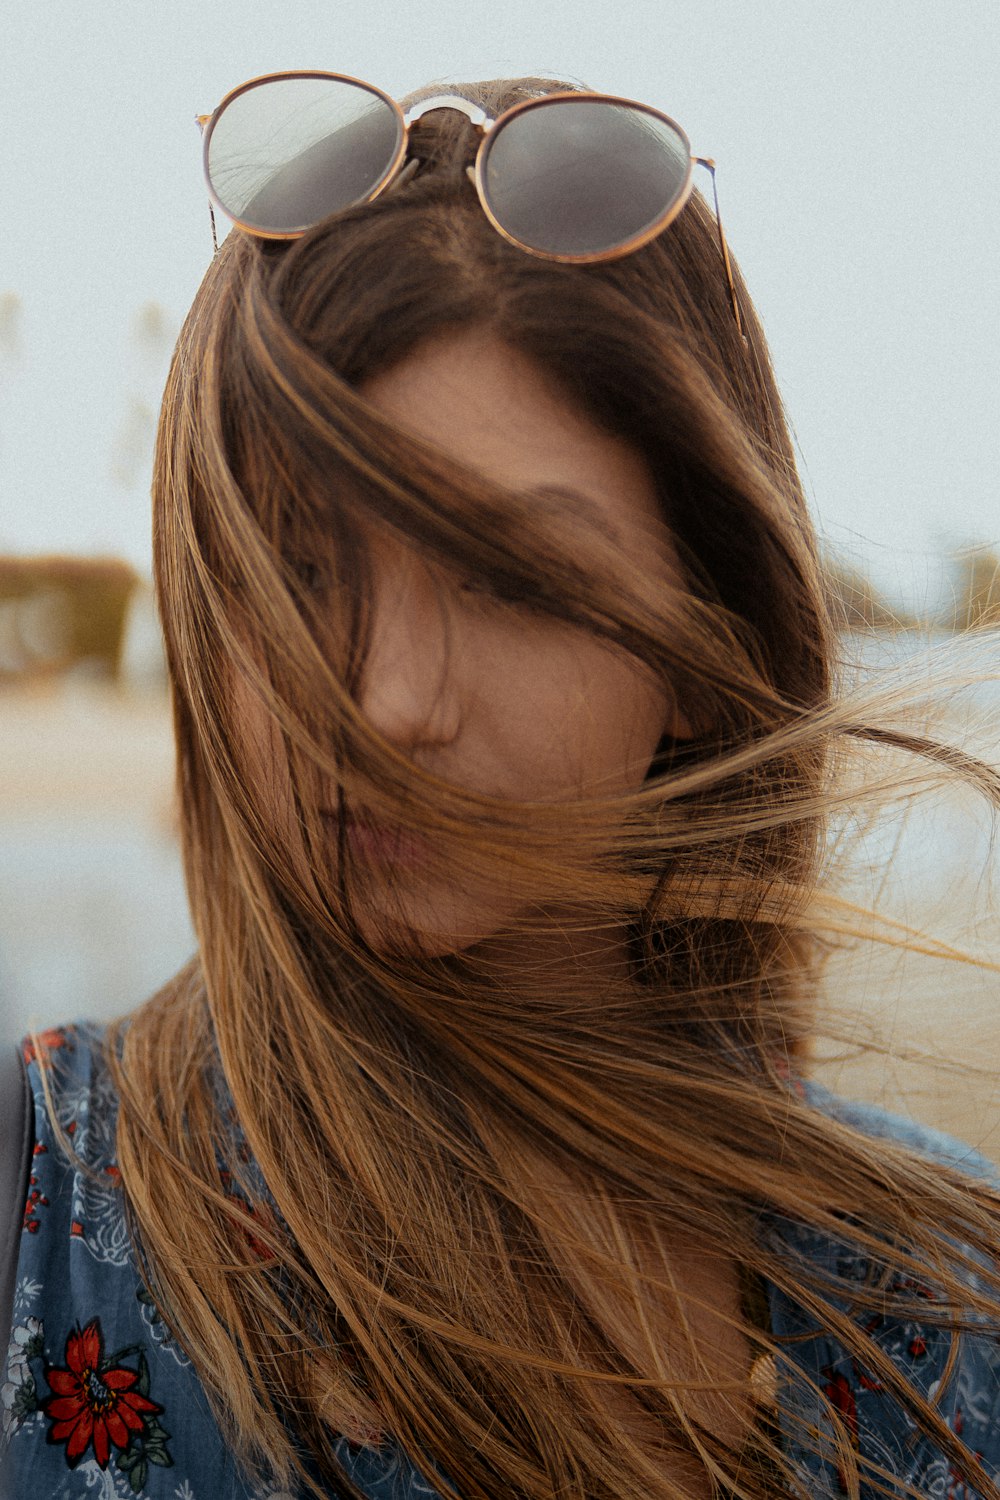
left=505, top=640, right=677, bottom=797
left=589, top=663, right=678, bottom=790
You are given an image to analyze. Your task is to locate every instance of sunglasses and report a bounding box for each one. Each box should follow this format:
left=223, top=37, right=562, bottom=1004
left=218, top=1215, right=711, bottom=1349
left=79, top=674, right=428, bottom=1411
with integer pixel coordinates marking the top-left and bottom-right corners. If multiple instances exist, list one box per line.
left=198, top=71, right=742, bottom=334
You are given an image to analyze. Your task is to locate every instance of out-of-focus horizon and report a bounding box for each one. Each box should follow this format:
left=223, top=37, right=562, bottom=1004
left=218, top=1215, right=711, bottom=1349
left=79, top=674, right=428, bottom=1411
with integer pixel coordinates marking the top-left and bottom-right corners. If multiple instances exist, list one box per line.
left=4, top=608, right=1000, bottom=1160
left=1, top=542, right=999, bottom=691
left=0, top=0, right=998, bottom=613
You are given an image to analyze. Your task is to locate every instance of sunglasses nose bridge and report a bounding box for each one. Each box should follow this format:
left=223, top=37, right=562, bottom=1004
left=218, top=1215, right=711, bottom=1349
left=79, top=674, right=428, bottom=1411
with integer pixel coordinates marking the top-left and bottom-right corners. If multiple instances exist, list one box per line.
left=401, top=96, right=490, bottom=191
left=403, top=94, right=489, bottom=132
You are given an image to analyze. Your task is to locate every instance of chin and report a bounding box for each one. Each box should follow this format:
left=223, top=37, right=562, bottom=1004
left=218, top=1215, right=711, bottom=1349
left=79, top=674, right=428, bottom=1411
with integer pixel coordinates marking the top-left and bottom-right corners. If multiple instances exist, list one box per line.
left=351, top=880, right=514, bottom=959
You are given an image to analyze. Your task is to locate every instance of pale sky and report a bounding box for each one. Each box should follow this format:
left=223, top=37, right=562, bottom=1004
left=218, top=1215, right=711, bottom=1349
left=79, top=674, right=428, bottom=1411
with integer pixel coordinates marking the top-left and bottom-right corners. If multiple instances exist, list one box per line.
left=1, top=0, right=997, bottom=611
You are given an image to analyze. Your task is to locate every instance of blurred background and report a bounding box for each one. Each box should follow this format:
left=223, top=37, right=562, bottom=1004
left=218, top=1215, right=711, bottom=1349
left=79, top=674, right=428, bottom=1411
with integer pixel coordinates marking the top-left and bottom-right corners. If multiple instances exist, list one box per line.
left=1, top=0, right=998, bottom=1153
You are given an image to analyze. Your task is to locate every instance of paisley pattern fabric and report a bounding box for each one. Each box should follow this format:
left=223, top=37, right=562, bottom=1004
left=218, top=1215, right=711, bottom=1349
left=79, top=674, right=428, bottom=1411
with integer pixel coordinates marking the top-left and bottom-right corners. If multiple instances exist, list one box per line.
left=3, top=1020, right=1000, bottom=1499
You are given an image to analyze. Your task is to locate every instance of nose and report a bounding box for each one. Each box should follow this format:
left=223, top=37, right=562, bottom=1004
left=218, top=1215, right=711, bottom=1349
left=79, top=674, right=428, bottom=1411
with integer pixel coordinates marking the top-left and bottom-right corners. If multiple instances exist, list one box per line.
left=355, top=550, right=462, bottom=750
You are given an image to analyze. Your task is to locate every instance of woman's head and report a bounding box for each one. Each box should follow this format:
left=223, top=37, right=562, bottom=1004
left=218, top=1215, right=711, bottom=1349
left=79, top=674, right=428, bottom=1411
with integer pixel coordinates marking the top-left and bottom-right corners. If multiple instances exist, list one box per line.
left=156, top=73, right=832, bottom=996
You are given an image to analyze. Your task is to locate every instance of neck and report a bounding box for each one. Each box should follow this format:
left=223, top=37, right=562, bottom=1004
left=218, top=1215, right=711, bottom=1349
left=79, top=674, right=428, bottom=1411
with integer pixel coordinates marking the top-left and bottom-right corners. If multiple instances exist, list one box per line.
left=466, top=904, right=636, bottom=1002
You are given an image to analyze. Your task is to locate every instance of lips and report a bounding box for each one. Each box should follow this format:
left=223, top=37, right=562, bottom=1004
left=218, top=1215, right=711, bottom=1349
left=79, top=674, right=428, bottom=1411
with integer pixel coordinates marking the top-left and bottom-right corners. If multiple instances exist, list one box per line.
left=329, top=814, right=429, bottom=869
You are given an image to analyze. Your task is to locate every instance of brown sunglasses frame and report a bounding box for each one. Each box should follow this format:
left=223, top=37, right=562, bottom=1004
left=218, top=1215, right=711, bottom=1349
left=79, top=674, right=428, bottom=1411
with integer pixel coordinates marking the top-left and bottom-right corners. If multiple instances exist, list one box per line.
left=198, top=70, right=743, bottom=335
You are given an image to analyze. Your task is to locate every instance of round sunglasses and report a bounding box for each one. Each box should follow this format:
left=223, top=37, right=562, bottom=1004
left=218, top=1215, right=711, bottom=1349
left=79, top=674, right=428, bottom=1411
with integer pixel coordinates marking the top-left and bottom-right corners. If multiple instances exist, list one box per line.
left=198, top=71, right=742, bottom=332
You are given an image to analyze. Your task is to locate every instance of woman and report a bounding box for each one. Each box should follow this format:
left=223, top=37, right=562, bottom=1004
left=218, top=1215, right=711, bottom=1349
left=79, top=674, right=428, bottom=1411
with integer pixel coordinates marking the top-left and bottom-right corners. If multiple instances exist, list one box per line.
left=3, top=72, right=1000, bottom=1500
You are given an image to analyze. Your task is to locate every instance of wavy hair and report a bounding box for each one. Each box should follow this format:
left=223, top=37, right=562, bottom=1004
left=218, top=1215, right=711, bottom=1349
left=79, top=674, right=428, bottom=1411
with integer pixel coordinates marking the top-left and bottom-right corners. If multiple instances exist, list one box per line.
left=107, top=75, right=1000, bottom=1499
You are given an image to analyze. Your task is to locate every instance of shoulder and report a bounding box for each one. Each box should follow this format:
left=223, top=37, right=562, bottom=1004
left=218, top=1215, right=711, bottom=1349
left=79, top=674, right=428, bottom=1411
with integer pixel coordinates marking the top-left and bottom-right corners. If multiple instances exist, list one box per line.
left=20, top=1020, right=120, bottom=1166
left=767, top=1080, right=1000, bottom=1491
left=21, top=1019, right=115, bottom=1104
left=16, top=1021, right=125, bottom=1241
left=4, top=1020, right=433, bottom=1497
left=799, top=1076, right=1000, bottom=1186
left=1, top=1021, right=265, bottom=1497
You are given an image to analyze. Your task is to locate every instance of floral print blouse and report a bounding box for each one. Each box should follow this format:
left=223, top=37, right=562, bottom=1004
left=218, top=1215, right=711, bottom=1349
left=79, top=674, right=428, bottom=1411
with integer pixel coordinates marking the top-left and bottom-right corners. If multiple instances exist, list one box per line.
left=3, top=1020, right=1000, bottom=1499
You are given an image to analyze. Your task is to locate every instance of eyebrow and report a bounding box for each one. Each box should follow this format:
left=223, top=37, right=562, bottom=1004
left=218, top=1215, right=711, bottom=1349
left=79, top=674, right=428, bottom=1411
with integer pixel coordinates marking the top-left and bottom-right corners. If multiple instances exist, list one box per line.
left=520, top=484, right=627, bottom=548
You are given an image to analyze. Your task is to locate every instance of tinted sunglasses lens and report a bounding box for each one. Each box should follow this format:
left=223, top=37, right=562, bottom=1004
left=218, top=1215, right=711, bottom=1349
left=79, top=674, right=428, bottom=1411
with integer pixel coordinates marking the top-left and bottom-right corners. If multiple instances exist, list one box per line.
left=480, top=99, right=691, bottom=258
left=206, top=76, right=403, bottom=234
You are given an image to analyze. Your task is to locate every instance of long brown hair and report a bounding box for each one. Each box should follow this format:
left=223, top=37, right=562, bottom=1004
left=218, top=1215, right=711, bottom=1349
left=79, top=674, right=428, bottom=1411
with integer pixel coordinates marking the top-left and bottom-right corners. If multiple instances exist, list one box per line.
left=108, top=76, right=1000, bottom=1498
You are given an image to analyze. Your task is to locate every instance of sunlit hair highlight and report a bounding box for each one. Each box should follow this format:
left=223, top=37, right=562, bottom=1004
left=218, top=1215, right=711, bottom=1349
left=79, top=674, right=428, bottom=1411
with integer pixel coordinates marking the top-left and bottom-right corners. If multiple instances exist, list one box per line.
left=105, top=73, right=1000, bottom=1500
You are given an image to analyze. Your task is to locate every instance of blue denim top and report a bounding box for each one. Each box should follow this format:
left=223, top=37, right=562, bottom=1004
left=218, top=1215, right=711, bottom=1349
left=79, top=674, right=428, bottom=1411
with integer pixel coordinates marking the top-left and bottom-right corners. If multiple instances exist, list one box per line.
left=3, top=1020, right=999, bottom=1499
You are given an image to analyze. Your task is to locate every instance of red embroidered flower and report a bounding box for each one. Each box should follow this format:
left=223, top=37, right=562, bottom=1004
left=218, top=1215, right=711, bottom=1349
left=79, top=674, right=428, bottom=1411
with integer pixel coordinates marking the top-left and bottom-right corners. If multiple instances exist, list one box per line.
left=22, top=1027, right=69, bottom=1067
left=23, top=1176, right=49, bottom=1233
left=822, top=1365, right=859, bottom=1443
left=42, top=1319, right=161, bottom=1469
left=219, top=1168, right=279, bottom=1262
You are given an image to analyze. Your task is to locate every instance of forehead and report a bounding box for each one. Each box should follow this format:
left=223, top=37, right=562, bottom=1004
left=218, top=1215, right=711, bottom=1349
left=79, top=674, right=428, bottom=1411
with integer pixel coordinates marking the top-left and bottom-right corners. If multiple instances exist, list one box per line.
left=358, top=326, right=679, bottom=568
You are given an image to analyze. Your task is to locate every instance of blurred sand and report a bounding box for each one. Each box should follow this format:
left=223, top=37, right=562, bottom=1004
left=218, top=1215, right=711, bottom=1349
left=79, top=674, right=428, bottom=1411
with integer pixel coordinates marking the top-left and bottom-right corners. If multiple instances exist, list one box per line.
left=2, top=681, right=999, bottom=1162
left=0, top=683, right=193, bottom=1049
left=3, top=681, right=176, bottom=819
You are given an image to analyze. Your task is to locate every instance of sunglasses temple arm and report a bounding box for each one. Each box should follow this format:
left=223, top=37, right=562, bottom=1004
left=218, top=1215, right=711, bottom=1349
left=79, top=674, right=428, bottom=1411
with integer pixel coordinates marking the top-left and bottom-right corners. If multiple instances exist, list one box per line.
left=695, top=157, right=744, bottom=340
left=195, top=113, right=220, bottom=258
